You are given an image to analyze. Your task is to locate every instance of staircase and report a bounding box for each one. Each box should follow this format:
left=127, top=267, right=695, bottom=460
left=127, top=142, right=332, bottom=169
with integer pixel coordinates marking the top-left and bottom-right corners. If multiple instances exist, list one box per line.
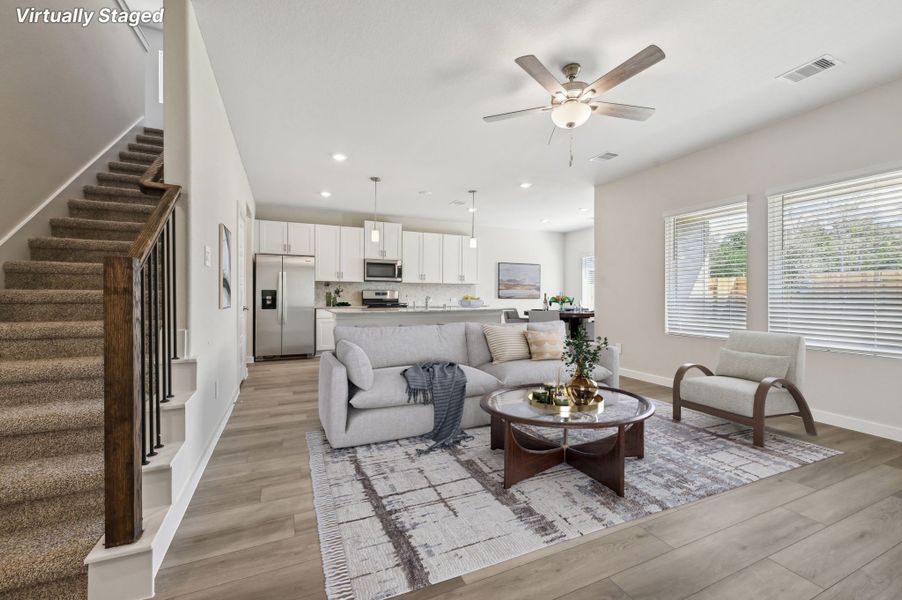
left=0, top=128, right=164, bottom=600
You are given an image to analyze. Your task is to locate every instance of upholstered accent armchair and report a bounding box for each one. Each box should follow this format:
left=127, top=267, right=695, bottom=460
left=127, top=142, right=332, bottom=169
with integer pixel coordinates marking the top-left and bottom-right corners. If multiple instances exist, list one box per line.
left=672, top=331, right=817, bottom=447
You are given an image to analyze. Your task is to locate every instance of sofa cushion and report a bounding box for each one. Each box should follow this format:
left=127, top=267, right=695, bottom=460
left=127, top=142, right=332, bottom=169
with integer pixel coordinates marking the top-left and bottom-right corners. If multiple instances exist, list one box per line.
left=715, top=348, right=790, bottom=383
left=336, top=339, right=374, bottom=390
left=679, top=375, right=799, bottom=418
left=525, top=329, right=564, bottom=360
left=528, top=320, right=567, bottom=336
left=349, top=365, right=502, bottom=410
left=483, top=324, right=530, bottom=363
left=466, top=322, right=493, bottom=367
left=478, top=360, right=613, bottom=387
left=335, top=323, right=468, bottom=368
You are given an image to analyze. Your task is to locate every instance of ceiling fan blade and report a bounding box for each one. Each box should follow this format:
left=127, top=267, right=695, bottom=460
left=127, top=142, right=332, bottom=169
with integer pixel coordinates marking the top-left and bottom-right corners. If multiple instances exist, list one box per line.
left=483, top=105, right=551, bottom=123
left=580, top=45, right=665, bottom=100
left=589, top=101, right=655, bottom=121
left=515, top=55, right=567, bottom=97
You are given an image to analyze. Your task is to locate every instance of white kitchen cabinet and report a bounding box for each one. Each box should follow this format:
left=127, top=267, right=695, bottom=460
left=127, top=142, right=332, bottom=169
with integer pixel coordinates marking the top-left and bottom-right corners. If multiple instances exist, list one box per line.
left=257, top=220, right=287, bottom=254
left=441, top=234, right=478, bottom=284
left=340, top=226, right=364, bottom=282
left=256, top=220, right=315, bottom=255
left=363, top=221, right=403, bottom=260
left=315, top=225, right=364, bottom=282
left=315, top=309, right=336, bottom=352
left=401, top=231, right=443, bottom=283
left=286, top=222, right=315, bottom=255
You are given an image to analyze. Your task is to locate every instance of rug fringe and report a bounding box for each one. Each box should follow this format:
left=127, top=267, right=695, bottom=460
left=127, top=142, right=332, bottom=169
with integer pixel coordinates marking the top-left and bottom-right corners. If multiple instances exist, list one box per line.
left=307, top=431, right=357, bottom=600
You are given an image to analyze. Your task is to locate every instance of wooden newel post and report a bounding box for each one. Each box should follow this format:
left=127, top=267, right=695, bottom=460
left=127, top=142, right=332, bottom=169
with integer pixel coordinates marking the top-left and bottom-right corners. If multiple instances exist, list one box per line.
left=104, top=255, right=144, bottom=547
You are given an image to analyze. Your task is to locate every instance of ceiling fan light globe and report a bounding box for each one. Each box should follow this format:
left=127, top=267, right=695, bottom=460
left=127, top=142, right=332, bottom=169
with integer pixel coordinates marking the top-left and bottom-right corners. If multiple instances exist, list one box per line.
left=551, top=100, right=591, bottom=129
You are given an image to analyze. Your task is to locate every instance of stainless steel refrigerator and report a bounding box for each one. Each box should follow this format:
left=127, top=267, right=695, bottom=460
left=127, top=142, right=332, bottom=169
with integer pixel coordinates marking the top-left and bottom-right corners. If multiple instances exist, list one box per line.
left=254, top=255, right=316, bottom=358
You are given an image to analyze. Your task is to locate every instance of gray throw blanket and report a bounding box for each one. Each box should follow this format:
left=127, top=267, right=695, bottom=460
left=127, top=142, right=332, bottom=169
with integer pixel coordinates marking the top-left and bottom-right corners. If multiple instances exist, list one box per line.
left=403, top=362, right=472, bottom=454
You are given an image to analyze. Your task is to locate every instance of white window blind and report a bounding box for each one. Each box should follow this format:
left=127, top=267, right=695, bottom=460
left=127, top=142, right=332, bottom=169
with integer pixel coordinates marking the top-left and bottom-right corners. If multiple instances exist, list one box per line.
left=768, top=169, right=902, bottom=357
left=581, top=256, right=595, bottom=311
left=665, top=201, right=748, bottom=337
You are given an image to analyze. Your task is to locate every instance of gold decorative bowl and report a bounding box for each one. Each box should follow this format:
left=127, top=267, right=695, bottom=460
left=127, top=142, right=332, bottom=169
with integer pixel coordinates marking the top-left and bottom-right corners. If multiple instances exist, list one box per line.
left=527, top=391, right=604, bottom=414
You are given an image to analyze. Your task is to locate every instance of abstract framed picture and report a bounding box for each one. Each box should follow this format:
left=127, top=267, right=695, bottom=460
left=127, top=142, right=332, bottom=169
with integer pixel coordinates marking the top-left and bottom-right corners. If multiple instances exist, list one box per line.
left=219, top=223, right=232, bottom=309
left=498, top=262, right=541, bottom=299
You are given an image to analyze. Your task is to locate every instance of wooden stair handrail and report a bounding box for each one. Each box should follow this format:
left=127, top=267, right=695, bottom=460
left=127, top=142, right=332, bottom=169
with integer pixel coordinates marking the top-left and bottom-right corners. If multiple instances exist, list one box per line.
left=132, top=153, right=181, bottom=261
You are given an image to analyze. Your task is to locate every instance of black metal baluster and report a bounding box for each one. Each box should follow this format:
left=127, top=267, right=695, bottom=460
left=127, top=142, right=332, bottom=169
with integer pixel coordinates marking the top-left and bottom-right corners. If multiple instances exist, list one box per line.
left=154, top=239, right=164, bottom=450
left=147, top=243, right=158, bottom=458
left=164, top=218, right=173, bottom=400
left=171, top=210, right=179, bottom=360
left=140, top=263, right=148, bottom=466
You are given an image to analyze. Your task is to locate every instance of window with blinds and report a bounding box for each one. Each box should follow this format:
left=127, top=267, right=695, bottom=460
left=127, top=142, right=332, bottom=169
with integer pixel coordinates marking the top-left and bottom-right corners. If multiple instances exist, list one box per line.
left=581, top=256, right=595, bottom=310
left=768, top=169, right=902, bottom=357
left=665, top=201, right=748, bottom=337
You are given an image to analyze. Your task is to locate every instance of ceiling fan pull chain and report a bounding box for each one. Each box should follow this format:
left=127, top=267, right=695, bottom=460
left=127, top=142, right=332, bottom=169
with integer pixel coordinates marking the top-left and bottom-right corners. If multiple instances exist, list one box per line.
left=569, top=135, right=574, bottom=167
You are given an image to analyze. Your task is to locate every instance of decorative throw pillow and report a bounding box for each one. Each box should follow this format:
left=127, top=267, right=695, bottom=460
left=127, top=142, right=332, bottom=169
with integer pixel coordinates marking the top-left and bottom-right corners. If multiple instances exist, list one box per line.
left=715, top=348, right=791, bottom=382
left=482, top=324, right=530, bottom=364
left=336, top=339, right=374, bottom=390
left=525, top=329, right=564, bottom=361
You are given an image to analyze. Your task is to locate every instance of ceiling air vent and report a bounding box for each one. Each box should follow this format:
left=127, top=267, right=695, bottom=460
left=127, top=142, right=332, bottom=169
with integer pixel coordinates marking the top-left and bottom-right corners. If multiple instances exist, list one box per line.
left=589, top=152, right=619, bottom=162
left=449, top=199, right=466, bottom=206
left=778, top=55, right=840, bottom=82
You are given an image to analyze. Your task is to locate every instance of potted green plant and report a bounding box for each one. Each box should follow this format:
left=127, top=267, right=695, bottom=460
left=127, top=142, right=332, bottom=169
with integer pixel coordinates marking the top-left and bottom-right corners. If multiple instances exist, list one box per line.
left=549, top=294, right=574, bottom=310
left=562, top=324, right=608, bottom=405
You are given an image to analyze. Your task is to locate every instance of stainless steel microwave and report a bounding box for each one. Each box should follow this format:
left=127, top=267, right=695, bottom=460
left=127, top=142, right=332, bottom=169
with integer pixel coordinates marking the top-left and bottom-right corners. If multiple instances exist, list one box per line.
left=364, top=259, right=402, bottom=282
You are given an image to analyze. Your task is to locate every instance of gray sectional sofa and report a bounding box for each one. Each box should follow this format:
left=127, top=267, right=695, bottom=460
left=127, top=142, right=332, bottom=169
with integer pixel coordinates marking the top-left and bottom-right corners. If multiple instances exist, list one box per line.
left=318, top=321, right=620, bottom=448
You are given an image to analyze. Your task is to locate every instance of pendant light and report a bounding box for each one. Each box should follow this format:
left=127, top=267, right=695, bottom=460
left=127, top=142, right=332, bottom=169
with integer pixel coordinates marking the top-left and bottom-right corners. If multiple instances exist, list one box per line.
left=370, top=176, right=381, bottom=242
left=468, top=190, right=478, bottom=248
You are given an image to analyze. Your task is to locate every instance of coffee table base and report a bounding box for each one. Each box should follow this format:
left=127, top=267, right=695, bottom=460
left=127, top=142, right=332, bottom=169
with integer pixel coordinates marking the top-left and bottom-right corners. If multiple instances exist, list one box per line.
left=491, top=415, right=645, bottom=496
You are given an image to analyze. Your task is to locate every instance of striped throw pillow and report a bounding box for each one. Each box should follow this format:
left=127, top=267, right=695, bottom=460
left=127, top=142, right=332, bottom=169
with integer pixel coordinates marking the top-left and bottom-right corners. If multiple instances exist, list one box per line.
left=482, top=324, right=530, bottom=364
left=525, top=329, right=564, bottom=361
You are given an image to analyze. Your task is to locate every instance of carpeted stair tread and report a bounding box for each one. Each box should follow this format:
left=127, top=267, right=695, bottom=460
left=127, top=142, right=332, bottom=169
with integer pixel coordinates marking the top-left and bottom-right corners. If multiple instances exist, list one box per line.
left=0, top=574, right=88, bottom=600
left=3, top=261, right=103, bottom=291
left=127, top=142, right=163, bottom=155
left=96, top=172, right=142, bottom=188
left=0, top=321, right=103, bottom=361
left=143, top=126, right=164, bottom=136
left=0, top=356, right=102, bottom=385
left=0, top=289, right=102, bottom=321
left=0, top=399, right=102, bottom=436
left=135, top=134, right=163, bottom=146
left=50, top=217, right=143, bottom=241
left=118, top=150, right=157, bottom=165
left=68, top=198, right=154, bottom=222
left=0, top=517, right=101, bottom=593
left=108, top=160, right=148, bottom=175
left=82, top=185, right=160, bottom=205
left=29, top=237, right=132, bottom=264
left=3, top=261, right=102, bottom=276
left=0, top=321, right=103, bottom=341
left=0, top=452, right=103, bottom=506
left=0, top=289, right=103, bottom=306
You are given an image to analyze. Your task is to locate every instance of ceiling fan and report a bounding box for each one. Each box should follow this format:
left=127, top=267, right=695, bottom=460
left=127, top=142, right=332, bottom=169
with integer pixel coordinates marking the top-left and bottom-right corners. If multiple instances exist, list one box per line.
left=483, top=45, right=665, bottom=129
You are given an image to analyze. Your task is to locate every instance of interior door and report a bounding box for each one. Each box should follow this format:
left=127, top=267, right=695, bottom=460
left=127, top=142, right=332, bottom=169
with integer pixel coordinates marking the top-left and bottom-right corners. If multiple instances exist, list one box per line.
left=442, top=234, right=461, bottom=283
left=281, top=256, right=316, bottom=355
left=237, top=215, right=248, bottom=379
left=340, top=226, right=364, bottom=282
left=402, top=231, right=420, bottom=282
left=314, top=224, right=340, bottom=281
left=287, top=222, right=315, bottom=255
left=257, top=220, right=286, bottom=254
left=382, top=222, right=402, bottom=260
left=421, top=232, right=443, bottom=283
left=461, top=238, right=478, bottom=284
left=254, top=254, right=283, bottom=357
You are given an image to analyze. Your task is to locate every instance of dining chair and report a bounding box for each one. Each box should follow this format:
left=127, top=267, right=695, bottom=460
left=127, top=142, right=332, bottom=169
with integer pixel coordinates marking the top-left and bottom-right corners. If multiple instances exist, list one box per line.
left=528, top=309, right=560, bottom=322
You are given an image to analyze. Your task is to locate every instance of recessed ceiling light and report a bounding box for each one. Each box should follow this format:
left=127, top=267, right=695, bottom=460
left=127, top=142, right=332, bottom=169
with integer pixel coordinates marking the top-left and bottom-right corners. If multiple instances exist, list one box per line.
left=331, top=153, right=348, bottom=162
left=520, top=182, right=533, bottom=189
left=579, top=207, right=589, bottom=212
left=468, top=207, right=477, bottom=213
left=320, top=191, right=332, bottom=198
left=418, top=190, right=432, bottom=196
left=540, top=218, right=550, bottom=224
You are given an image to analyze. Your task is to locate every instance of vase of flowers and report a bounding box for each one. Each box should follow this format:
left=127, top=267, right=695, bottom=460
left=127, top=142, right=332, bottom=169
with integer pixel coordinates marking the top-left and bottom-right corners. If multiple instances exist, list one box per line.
left=562, top=324, right=608, bottom=405
left=549, top=294, right=573, bottom=310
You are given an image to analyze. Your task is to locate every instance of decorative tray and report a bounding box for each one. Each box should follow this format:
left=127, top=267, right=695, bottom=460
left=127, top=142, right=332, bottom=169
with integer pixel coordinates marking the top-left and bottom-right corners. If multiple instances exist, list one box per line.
left=527, top=391, right=604, bottom=414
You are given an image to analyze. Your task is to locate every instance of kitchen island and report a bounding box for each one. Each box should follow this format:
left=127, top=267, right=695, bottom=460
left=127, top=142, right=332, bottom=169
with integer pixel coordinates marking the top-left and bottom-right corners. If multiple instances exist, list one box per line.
left=315, top=305, right=510, bottom=351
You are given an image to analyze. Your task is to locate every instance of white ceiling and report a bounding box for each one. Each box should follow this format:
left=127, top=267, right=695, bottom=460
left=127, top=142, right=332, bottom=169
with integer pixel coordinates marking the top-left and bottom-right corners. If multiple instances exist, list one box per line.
left=191, top=0, right=902, bottom=232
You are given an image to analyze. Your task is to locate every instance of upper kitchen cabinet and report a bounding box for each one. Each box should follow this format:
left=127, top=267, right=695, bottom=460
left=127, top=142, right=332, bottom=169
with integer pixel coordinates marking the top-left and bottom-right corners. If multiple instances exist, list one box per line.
left=364, top=221, right=403, bottom=260
left=315, top=224, right=364, bottom=282
left=442, top=234, right=478, bottom=284
left=256, top=220, right=315, bottom=256
left=402, top=231, right=443, bottom=283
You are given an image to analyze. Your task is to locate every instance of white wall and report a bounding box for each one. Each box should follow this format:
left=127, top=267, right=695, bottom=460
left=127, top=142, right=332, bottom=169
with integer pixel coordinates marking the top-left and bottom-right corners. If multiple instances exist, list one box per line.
left=0, top=0, right=145, bottom=244
left=595, top=77, right=902, bottom=441
left=143, top=26, right=164, bottom=129
left=563, top=227, right=595, bottom=308
left=254, top=206, right=565, bottom=313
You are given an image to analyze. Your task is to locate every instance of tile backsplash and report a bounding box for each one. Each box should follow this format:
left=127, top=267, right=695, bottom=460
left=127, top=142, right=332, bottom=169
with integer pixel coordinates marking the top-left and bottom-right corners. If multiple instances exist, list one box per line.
left=317, top=282, right=477, bottom=308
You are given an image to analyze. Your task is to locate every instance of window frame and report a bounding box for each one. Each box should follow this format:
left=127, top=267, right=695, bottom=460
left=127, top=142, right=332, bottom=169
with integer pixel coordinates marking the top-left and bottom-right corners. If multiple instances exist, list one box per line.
left=580, top=255, right=595, bottom=311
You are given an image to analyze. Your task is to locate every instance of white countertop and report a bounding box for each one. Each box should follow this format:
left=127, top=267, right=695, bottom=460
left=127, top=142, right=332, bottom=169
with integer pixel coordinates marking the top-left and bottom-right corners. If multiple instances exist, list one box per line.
left=322, top=305, right=506, bottom=314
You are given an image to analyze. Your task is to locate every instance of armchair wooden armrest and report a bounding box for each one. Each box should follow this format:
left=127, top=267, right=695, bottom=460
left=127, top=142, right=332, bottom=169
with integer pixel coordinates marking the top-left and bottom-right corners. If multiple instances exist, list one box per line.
left=672, top=363, right=713, bottom=421
left=752, top=377, right=817, bottom=445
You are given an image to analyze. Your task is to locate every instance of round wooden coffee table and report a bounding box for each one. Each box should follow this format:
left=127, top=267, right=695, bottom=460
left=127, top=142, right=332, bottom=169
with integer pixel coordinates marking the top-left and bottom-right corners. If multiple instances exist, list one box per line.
left=480, top=384, right=654, bottom=496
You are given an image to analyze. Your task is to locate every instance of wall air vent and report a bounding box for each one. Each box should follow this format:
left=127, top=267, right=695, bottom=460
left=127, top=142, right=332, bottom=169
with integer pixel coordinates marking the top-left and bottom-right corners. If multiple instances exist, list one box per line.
left=589, top=152, right=619, bottom=162
left=778, top=55, right=840, bottom=82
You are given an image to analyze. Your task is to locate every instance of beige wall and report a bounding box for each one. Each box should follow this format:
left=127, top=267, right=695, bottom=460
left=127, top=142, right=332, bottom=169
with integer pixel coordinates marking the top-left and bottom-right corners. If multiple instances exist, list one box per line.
left=0, top=0, right=145, bottom=243
left=596, top=77, right=902, bottom=441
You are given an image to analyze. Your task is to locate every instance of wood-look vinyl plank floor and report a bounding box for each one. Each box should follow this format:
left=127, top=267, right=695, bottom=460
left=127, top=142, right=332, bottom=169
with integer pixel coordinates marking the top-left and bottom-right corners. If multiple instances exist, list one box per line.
left=153, top=359, right=902, bottom=600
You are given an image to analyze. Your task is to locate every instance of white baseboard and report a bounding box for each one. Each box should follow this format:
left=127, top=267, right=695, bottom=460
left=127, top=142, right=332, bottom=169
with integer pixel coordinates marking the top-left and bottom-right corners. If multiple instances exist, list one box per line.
left=811, top=408, right=902, bottom=443
left=620, top=367, right=902, bottom=443
left=620, top=368, right=673, bottom=388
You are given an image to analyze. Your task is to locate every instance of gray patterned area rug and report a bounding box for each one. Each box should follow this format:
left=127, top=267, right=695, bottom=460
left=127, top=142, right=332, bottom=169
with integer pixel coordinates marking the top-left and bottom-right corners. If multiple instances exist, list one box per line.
left=307, top=401, right=840, bottom=600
